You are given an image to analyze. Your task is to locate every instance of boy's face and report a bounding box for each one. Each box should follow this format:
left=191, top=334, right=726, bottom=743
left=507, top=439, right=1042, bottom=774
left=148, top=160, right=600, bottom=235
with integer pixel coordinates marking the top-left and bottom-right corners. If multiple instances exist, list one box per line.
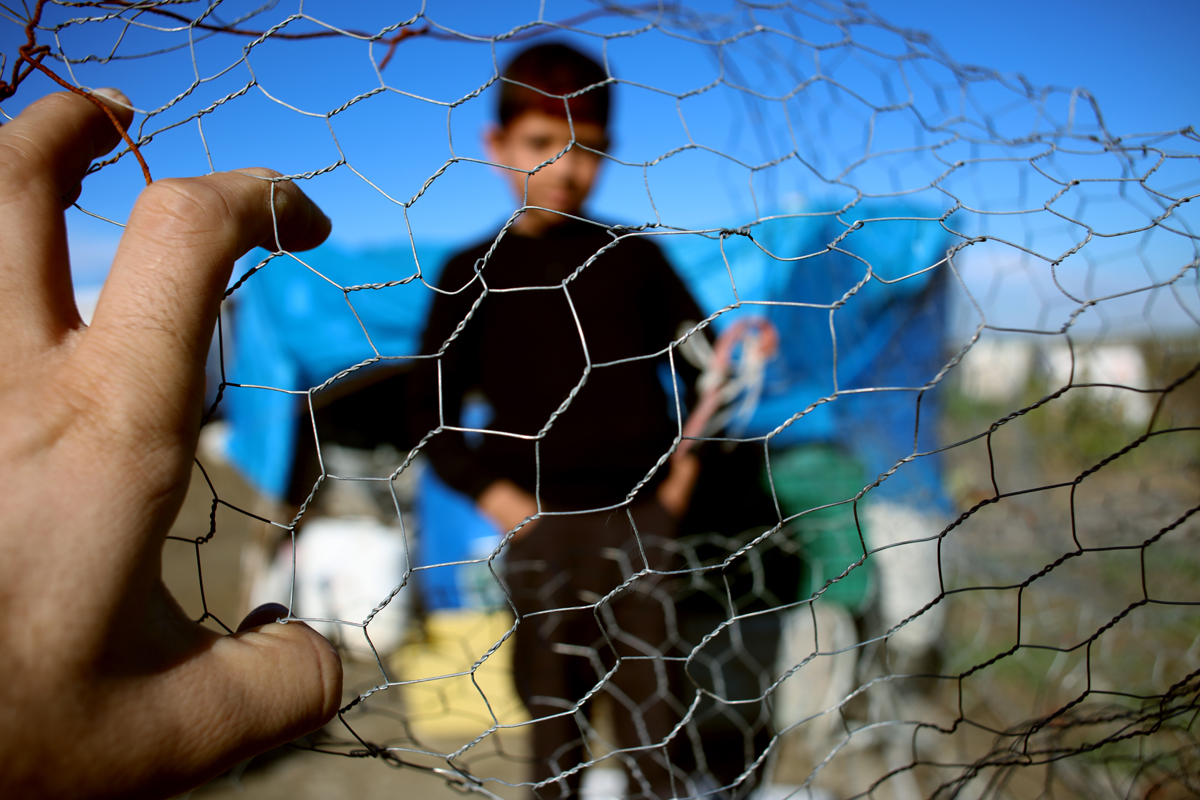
left=485, top=111, right=607, bottom=235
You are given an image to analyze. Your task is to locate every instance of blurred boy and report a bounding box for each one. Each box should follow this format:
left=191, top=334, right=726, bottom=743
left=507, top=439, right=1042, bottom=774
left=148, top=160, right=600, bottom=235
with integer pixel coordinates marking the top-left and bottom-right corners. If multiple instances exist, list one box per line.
left=410, top=43, right=703, bottom=798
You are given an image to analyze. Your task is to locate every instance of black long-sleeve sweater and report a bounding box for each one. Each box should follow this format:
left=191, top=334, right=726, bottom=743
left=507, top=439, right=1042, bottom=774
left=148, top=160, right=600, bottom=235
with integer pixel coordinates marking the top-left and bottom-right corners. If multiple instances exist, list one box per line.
left=408, top=220, right=705, bottom=511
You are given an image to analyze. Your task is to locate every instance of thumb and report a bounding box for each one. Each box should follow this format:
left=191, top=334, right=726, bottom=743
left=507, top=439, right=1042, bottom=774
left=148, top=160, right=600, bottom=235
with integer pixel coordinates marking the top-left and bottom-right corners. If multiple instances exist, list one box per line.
left=180, top=615, right=343, bottom=775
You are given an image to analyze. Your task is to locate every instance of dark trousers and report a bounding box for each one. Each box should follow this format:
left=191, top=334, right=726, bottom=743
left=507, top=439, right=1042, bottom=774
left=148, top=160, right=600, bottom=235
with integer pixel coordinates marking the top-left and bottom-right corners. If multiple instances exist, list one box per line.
left=504, top=501, right=681, bottom=799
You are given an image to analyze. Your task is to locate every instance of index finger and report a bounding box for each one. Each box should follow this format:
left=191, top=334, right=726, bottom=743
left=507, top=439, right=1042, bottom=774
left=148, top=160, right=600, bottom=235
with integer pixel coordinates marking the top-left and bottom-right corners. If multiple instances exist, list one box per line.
left=0, top=89, right=134, bottom=356
left=82, top=169, right=331, bottom=434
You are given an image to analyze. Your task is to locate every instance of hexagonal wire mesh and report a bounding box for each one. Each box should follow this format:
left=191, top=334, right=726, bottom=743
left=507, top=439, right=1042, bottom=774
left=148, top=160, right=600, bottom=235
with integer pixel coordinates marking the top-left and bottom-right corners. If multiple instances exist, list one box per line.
left=3, top=2, right=1197, bottom=798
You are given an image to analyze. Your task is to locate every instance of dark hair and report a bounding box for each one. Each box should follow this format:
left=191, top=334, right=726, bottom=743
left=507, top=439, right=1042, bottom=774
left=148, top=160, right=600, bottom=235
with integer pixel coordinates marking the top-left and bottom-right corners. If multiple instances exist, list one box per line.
left=497, top=43, right=610, bottom=129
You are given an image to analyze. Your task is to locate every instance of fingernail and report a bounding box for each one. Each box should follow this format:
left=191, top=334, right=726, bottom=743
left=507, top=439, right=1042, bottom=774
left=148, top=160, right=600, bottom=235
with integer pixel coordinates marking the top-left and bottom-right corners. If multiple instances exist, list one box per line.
left=237, top=602, right=290, bottom=632
left=92, top=87, right=130, bottom=106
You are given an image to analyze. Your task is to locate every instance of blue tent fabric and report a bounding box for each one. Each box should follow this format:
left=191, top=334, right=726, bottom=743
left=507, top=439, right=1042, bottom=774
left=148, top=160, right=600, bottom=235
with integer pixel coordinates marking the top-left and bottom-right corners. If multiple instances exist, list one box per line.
left=414, top=465, right=504, bottom=611
left=224, top=240, right=452, bottom=498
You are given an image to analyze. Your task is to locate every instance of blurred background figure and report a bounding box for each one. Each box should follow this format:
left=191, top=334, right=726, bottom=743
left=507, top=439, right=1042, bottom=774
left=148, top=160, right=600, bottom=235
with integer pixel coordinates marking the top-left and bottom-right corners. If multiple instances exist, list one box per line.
left=405, top=42, right=718, bottom=798
left=665, top=204, right=953, bottom=793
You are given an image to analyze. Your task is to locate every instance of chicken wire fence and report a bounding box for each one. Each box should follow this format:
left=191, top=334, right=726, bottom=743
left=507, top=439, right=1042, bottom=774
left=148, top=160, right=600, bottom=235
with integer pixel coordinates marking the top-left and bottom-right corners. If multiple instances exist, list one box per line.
left=3, top=1, right=1199, bottom=798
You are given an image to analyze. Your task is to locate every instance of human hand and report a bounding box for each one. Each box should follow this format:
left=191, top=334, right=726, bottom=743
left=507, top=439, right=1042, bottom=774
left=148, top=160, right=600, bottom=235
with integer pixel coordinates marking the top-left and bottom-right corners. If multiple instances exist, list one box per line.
left=478, top=479, right=540, bottom=538
left=0, top=90, right=341, bottom=798
left=656, top=450, right=700, bottom=518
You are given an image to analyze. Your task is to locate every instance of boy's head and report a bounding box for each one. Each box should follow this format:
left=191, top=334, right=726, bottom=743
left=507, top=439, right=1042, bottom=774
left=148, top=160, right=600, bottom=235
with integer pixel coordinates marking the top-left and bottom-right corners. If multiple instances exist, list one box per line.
left=497, top=43, right=610, bottom=130
left=485, top=43, right=611, bottom=235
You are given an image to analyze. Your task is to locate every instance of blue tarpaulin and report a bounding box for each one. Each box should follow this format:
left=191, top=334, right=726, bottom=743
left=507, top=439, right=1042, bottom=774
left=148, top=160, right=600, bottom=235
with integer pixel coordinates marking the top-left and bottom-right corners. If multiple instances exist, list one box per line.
left=224, top=241, right=452, bottom=498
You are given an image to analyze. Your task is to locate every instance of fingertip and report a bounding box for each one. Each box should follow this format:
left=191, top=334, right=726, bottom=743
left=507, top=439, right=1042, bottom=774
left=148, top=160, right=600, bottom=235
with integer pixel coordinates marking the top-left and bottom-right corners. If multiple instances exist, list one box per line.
left=90, top=88, right=134, bottom=137
left=274, top=179, right=332, bottom=253
left=247, top=619, right=344, bottom=723
left=93, top=87, right=131, bottom=106
left=2, top=88, right=134, bottom=186
left=298, top=622, right=345, bottom=724
left=232, top=168, right=331, bottom=253
left=163, top=621, right=344, bottom=784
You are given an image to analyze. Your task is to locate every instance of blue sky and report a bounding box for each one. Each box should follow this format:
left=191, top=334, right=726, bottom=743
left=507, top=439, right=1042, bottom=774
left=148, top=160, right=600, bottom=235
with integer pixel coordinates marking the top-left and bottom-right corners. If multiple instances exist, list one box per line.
left=3, top=0, right=1196, bottom=335
left=868, top=0, right=1198, bottom=137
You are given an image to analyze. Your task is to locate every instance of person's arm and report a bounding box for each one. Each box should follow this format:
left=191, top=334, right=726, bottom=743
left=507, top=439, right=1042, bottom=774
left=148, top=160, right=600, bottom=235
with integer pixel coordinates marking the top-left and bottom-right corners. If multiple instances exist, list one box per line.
left=0, top=90, right=341, bottom=798
left=657, top=242, right=709, bottom=406
left=477, top=478, right=540, bottom=533
left=408, top=253, right=504, bottom=497
left=411, top=290, right=540, bottom=532
left=648, top=241, right=711, bottom=516
left=409, top=250, right=542, bottom=535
